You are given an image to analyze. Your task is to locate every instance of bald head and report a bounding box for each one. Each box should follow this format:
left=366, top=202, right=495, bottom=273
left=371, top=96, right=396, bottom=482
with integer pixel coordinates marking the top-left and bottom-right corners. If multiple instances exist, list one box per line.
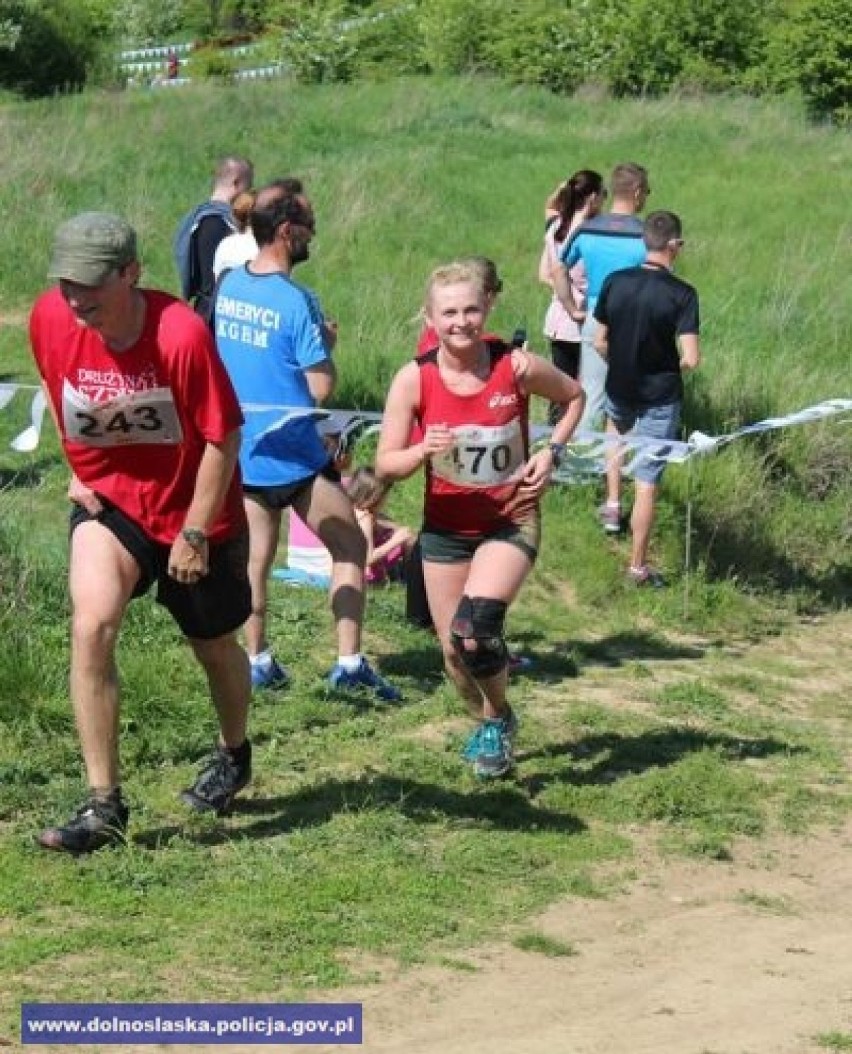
left=212, top=155, right=254, bottom=204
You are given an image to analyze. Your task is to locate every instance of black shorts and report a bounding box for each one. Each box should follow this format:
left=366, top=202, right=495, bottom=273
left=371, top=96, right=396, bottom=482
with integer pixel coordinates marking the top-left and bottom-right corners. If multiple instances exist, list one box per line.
left=69, top=501, right=251, bottom=641
left=420, top=512, right=540, bottom=565
left=243, top=460, right=339, bottom=510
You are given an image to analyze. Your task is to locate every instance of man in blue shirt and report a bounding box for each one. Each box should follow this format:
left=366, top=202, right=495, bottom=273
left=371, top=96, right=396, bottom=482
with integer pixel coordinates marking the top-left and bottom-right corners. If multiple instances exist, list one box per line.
left=215, top=182, right=401, bottom=701
left=553, top=162, right=650, bottom=432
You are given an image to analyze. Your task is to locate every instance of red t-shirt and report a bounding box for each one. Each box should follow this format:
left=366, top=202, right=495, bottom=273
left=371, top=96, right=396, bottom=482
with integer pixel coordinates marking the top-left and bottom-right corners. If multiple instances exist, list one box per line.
left=417, top=341, right=530, bottom=536
left=29, top=287, right=245, bottom=544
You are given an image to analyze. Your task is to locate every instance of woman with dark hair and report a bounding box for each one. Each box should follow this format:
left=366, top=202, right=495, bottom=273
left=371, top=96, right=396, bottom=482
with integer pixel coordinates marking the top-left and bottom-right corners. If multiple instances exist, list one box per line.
left=538, top=170, right=605, bottom=421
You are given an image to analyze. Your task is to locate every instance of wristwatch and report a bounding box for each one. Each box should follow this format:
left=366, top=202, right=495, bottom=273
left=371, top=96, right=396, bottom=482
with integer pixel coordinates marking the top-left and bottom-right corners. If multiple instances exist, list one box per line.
left=548, top=442, right=566, bottom=468
left=181, top=527, right=208, bottom=549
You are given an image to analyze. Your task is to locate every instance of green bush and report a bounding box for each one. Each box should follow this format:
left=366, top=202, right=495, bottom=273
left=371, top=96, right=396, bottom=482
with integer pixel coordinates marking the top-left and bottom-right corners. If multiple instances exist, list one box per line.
left=189, top=45, right=236, bottom=80
left=351, top=0, right=427, bottom=79
left=781, top=0, right=852, bottom=123
left=0, top=0, right=98, bottom=98
left=605, top=0, right=775, bottom=96
left=415, top=0, right=486, bottom=74
left=275, top=0, right=357, bottom=83
left=480, top=0, right=615, bottom=95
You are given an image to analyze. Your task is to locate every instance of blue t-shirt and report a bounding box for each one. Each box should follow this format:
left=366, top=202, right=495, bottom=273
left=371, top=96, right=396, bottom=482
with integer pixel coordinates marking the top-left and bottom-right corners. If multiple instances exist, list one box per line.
left=560, top=214, right=646, bottom=306
left=214, top=266, right=331, bottom=487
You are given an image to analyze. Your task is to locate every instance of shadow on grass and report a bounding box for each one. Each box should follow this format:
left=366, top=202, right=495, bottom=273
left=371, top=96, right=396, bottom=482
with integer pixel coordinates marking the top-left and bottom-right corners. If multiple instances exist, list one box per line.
left=383, top=630, right=702, bottom=688
left=517, top=726, right=804, bottom=797
left=689, top=505, right=852, bottom=607
left=573, top=631, right=705, bottom=669
left=0, top=457, right=56, bottom=490
left=134, top=773, right=585, bottom=849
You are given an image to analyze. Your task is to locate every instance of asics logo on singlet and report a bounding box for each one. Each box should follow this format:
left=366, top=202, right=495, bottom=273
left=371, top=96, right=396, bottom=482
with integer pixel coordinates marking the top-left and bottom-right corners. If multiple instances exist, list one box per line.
left=489, top=392, right=518, bottom=409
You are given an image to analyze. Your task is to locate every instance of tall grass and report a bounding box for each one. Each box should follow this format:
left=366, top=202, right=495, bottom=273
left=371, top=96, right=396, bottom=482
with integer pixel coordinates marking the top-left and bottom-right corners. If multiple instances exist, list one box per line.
left=0, top=76, right=850, bottom=1037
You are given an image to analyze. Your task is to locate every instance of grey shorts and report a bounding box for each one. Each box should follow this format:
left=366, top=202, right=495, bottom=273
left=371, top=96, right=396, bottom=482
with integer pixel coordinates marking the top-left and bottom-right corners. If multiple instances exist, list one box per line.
left=420, top=513, right=540, bottom=565
left=604, top=397, right=681, bottom=485
left=69, top=501, right=251, bottom=641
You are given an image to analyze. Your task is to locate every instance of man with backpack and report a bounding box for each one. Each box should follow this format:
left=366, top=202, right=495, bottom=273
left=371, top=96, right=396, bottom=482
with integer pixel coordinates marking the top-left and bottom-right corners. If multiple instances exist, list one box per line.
left=173, top=155, right=254, bottom=321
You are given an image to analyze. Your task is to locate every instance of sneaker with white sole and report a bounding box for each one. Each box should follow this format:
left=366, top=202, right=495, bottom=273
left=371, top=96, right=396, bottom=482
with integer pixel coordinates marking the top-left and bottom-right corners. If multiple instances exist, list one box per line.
left=462, top=708, right=518, bottom=763
left=473, top=718, right=515, bottom=779
left=250, top=657, right=290, bottom=691
left=598, top=503, right=623, bottom=534
left=328, top=657, right=402, bottom=702
left=628, top=565, right=666, bottom=589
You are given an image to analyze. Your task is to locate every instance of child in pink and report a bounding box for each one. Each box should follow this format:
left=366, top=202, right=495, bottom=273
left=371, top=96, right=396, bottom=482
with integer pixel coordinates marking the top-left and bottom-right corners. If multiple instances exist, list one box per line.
left=345, top=468, right=415, bottom=585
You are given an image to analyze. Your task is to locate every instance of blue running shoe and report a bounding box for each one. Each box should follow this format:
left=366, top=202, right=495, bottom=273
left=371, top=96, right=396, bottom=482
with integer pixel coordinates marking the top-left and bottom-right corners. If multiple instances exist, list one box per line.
left=251, top=658, right=290, bottom=691
left=462, top=722, right=486, bottom=761
left=463, top=709, right=518, bottom=762
left=328, top=657, right=402, bottom=702
left=473, top=717, right=515, bottom=779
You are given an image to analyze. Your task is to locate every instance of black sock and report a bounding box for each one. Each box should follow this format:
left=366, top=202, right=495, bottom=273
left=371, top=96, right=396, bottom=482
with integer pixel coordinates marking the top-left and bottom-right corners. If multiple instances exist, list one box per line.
left=224, top=740, right=251, bottom=765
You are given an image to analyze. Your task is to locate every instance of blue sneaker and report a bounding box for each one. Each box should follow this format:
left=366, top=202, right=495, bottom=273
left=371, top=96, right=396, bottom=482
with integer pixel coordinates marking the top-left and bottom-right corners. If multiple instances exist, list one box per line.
left=462, top=722, right=486, bottom=761
left=463, top=709, right=517, bottom=763
left=328, top=657, right=402, bottom=703
left=473, top=717, right=515, bottom=779
left=251, top=658, right=290, bottom=691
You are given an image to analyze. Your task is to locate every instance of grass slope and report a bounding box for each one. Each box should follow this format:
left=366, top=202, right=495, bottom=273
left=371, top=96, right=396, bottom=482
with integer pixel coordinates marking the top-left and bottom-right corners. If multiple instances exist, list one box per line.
left=0, top=75, right=850, bottom=1040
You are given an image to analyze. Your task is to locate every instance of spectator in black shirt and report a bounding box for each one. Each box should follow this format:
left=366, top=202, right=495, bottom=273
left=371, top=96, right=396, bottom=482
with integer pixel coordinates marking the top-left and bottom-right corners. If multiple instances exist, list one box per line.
left=174, top=155, right=254, bottom=321
left=593, top=210, right=700, bottom=587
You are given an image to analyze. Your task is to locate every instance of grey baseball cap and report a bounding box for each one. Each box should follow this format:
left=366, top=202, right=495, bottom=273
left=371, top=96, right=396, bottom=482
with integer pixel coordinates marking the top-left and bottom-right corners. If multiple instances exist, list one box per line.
left=48, top=212, right=137, bottom=286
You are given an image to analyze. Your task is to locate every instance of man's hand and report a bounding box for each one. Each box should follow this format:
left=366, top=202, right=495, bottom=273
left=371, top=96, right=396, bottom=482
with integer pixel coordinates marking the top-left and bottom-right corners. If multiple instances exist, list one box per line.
left=68, top=475, right=103, bottom=516
left=168, top=532, right=209, bottom=584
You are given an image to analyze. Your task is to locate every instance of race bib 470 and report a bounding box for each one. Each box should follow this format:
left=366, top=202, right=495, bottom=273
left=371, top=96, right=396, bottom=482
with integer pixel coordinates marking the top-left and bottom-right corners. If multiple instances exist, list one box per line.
left=431, top=420, right=525, bottom=487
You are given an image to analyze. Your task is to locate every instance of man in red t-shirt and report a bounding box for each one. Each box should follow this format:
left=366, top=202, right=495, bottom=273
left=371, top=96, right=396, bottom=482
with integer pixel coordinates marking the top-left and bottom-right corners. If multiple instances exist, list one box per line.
left=29, top=211, right=254, bottom=853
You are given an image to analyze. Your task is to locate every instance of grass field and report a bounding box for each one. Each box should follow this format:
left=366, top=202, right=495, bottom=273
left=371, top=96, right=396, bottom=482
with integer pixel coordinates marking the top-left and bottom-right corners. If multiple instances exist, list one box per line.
left=0, top=74, right=850, bottom=1046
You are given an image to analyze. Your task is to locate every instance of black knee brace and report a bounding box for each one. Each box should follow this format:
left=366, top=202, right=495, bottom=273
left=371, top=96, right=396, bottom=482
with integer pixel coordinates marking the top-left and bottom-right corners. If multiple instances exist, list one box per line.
left=450, top=596, right=509, bottom=679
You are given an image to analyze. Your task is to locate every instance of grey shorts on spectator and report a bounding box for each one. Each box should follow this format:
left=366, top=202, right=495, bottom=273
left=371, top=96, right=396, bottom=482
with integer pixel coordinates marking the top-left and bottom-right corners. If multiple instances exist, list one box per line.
left=604, top=397, right=681, bottom=485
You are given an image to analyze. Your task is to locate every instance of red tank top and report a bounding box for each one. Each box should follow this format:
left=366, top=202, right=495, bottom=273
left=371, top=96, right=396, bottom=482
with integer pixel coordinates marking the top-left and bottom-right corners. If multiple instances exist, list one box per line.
left=418, top=341, right=530, bottom=535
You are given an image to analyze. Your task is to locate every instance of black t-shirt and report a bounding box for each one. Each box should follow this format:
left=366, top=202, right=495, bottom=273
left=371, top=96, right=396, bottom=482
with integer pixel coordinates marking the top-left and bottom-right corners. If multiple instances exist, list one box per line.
left=594, top=264, right=699, bottom=406
left=191, top=213, right=231, bottom=314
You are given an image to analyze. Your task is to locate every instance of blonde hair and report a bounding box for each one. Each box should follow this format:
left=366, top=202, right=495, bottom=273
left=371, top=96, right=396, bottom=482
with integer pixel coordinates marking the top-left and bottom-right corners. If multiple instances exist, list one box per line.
left=460, top=255, right=502, bottom=296
left=424, top=261, right=486, bottom=309
left=344, top=467, right=389, bottom=511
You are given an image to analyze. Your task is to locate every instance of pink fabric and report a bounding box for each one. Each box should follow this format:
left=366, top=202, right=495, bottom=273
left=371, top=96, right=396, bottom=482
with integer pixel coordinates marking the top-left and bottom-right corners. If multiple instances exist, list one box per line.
left=365, top=523, right=406, bottom=584
left=287, top=510, right=332, bottom=577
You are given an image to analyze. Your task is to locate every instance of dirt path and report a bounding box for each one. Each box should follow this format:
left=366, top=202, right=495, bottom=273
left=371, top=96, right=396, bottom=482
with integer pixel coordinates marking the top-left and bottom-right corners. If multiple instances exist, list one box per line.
left=337, top=822, right=852, bottom=1054
left=307, top=614, right=852, bottom=1054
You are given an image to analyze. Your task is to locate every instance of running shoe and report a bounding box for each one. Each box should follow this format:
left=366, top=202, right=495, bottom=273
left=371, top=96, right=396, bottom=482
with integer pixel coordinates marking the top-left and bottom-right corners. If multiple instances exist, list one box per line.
left=628, top=565, right=667, bottom=589
left=598, top=503, right=623, bottom=535
left=462, top=722, right=486, bottom=761
left=250, top=657, right=290, bottom=691
left=462, top=708, right=518, bottom=762
left=473, top=718, right=515, bottom=779
left=37, top=792, right=129, bottom=854
left=328, top=657, right=402, bottom=702
left=181, top=742, right=252, bottom=815
left=507, top=652, right=533, bottom=675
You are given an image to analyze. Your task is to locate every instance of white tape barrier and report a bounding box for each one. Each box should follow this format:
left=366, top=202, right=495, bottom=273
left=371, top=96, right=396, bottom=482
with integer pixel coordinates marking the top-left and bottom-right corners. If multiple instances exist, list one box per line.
left=241, top=399, right=852, bottom=482
left=0, top=385, right=48, bottom=454
left=2, top=386, right=850, bottom=482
